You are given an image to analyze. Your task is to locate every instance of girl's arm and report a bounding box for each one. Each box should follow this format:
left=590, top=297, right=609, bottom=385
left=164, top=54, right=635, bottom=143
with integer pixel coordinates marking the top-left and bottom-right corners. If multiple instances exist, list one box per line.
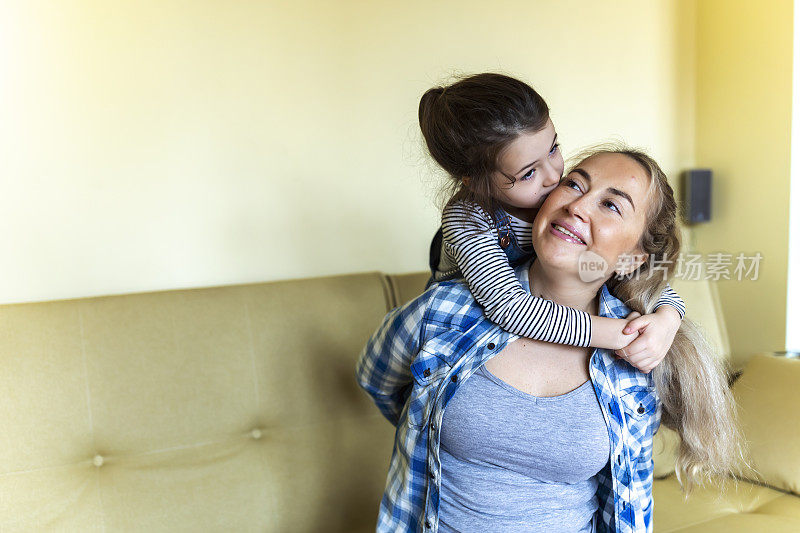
left=652, top=284, right=686, bottom=318
left=442, top=202, right=633, bottom=350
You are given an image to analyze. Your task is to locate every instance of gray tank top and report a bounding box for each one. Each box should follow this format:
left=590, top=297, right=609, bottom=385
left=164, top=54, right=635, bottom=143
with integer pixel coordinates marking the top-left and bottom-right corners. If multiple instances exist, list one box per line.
left=438, top=364, right=610, bottom=533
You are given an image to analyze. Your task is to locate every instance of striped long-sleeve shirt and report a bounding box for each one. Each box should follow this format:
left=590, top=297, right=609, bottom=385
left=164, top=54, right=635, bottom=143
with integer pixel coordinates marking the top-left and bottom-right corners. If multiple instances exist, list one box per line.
left=431, top=201, right=686, bottom=348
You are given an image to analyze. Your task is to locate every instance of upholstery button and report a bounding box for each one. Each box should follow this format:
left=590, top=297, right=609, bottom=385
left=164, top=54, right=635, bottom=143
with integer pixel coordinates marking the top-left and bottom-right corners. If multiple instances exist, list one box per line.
left=423, top=368, right=431, bottom=377
left=251, top=429, right=262, bottom=440
left=487, top=343, right=496, bottom=350
left=93, top=454, right=104, bottom=467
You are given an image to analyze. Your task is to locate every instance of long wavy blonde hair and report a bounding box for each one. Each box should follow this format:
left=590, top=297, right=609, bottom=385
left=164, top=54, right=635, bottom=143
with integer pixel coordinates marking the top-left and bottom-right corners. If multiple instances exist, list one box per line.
left=569, top=144, right=744, bottom=493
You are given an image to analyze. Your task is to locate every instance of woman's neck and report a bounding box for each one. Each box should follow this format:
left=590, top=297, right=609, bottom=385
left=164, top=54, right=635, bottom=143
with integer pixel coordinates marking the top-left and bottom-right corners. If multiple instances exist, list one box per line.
left=527, top=259, right=602, bottom=314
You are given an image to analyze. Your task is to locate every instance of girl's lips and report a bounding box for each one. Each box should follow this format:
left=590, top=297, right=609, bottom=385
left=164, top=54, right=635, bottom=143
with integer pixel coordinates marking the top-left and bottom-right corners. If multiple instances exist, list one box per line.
left=549, top=223, right=586, bottom=245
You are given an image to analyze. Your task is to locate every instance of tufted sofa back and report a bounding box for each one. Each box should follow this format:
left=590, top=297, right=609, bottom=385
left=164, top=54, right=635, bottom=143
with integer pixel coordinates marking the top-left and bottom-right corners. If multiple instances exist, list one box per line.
left=1, top=272, right=407, bottom=532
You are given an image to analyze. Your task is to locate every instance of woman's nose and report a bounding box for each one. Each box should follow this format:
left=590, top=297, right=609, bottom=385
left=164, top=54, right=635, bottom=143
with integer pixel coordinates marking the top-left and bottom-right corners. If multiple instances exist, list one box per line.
left=565, top=195, right=589, bottom=221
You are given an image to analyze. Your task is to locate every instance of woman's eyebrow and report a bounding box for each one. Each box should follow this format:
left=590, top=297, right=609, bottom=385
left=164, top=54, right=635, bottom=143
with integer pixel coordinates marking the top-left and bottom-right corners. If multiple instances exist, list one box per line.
left=515, top=133, right=558, bottom=175
left=608, top=187, right=635, bottom=211
left=571, top=167, right=591, bottom=180
left=570, top=167, right=636, bottom=211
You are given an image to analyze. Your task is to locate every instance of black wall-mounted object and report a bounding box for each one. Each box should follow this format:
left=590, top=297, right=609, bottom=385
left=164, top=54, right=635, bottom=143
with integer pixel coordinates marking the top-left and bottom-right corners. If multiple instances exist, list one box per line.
left=682, top=169, right=712, bottom=224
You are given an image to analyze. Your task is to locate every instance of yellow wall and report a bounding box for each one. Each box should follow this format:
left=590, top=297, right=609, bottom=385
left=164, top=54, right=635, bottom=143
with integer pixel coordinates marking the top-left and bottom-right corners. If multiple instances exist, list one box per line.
left=692, top=0, right=793, bottom=365
left=1, top=0, right=694, bottom=303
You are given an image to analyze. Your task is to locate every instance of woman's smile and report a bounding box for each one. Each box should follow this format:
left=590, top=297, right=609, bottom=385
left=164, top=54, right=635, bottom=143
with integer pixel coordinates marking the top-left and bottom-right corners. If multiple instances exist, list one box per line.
left=549, top=220, right=587, bottom=245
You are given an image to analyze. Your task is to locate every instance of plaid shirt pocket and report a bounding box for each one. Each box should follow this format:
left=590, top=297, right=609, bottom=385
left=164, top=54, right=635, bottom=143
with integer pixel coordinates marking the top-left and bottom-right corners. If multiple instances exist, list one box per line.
left=407, top=355, right=444, bottom=428
left=619, top=386, right=658, bottom=459
left=406, top=330, right=464, bottom=427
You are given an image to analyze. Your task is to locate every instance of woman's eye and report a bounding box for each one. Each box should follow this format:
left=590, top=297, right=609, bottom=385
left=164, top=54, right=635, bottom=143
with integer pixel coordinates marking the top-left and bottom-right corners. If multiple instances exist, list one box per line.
left=563, top=179, right=581, bottom=191
left=604, top=200, right=621, bottom=214
left=520, top=167, right=536, bottom=181
left=549, top=143, right=560, bottom=156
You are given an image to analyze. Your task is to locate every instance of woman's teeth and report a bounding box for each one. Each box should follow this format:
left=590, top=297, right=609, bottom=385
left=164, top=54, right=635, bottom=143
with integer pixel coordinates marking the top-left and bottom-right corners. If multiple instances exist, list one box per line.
left=554, top=224, right=585, bottom=244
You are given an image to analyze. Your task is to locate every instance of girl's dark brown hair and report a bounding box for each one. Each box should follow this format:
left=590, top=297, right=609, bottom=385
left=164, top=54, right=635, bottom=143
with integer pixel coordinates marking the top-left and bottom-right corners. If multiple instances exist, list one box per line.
left=418, top=73, right=551, bottom=223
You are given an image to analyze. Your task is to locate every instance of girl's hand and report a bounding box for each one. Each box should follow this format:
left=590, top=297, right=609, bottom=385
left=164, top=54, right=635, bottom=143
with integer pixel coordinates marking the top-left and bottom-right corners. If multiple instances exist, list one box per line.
left=588, top=314, right=640, bottom=350
left=614, top=306, right=682, bottom=373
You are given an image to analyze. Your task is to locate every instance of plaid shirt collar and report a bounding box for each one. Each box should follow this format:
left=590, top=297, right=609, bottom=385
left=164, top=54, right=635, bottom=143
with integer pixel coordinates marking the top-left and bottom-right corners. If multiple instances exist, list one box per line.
left=356, top=261, right=660, bottom=533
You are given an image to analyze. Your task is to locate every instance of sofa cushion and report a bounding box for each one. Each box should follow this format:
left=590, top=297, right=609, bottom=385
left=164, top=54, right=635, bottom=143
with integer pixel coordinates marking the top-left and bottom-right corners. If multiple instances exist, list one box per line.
left=654, top=476, right=800, bottom=531
left=0, top=272, right=396, bottom=532
left=732, top=353, right=800, bottom=495
left=653, top=426, right=681, bottom=478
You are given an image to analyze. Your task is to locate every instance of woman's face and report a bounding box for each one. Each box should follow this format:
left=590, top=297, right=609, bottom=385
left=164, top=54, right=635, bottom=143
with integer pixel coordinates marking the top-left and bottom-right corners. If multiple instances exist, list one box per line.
left=531, top=153, right=651, bottom=280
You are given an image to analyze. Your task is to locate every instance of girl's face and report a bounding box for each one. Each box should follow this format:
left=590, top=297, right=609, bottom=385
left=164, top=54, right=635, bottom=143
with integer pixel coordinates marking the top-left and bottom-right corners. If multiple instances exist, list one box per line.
left=531, top=152, right=651, bottom=280
left=491, top=119, right=564, bottom=214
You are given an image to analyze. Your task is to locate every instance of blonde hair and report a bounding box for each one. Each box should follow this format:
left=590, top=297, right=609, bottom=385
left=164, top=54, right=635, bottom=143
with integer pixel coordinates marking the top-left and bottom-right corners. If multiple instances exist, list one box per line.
left=568, top=144, right=744, bottom=492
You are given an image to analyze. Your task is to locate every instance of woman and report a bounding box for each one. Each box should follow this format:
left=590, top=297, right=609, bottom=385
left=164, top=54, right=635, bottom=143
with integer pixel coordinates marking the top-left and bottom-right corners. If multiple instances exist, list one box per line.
left=356, top=146, right=740, bottom=533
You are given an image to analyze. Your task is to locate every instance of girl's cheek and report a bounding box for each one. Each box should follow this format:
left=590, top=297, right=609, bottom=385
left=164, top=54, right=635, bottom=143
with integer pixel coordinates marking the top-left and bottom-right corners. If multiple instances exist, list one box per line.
left=533, top=187, right=556, bottom=208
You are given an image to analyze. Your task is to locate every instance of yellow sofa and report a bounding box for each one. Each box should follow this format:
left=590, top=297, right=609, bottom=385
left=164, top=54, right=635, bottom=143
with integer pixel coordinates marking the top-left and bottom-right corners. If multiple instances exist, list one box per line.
left=652, top=352, right=800, bottom=531
left=2, top=270, right=799, bottom=531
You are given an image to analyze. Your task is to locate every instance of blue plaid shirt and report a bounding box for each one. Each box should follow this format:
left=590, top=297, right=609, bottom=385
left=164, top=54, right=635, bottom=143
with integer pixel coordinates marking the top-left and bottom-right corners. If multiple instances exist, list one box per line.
left=356, top=262, right=661, bottom=533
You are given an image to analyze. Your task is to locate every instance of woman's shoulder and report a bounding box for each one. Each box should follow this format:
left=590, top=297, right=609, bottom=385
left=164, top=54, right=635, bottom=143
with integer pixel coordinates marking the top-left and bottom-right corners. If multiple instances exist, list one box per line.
left=613, top=362, right=657, bottom=391
left=421, top=279, right=489, bottom=328
left=598, top=284, right=632, bottom=319
left=424, top=278, right=481, bottom=309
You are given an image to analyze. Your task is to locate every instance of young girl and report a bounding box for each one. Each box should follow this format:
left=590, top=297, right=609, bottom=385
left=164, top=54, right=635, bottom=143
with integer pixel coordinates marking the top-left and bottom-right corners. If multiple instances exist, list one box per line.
left=419, top=73, right=685, bottom=371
